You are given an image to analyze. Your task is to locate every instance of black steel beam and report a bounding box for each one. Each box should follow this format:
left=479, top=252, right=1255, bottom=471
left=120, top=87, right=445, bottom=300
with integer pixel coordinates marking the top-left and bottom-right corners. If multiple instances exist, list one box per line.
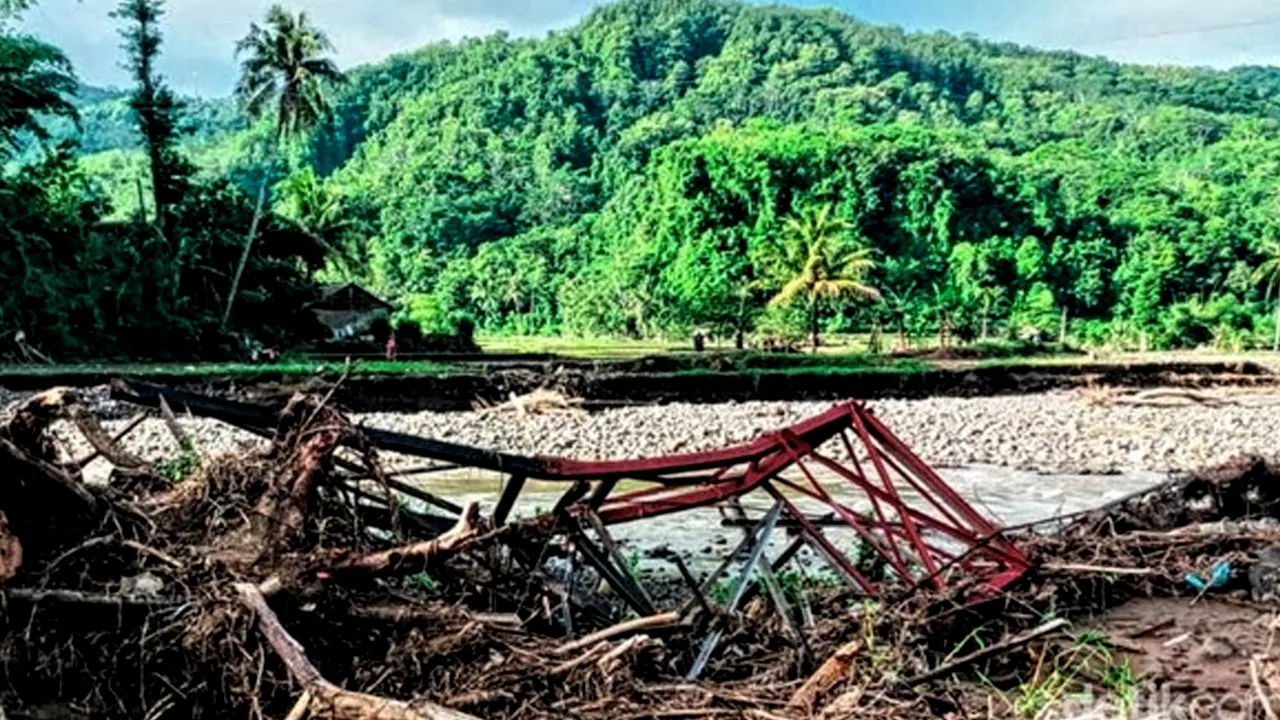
left=493, top=475, right=526, bottom=526
left=113, top=379, right=548, bottom=477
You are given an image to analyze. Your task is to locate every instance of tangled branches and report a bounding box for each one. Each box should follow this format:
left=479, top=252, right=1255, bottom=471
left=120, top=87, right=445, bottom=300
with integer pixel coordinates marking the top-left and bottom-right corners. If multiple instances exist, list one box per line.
left=3, top=387, right=1279, bottom=720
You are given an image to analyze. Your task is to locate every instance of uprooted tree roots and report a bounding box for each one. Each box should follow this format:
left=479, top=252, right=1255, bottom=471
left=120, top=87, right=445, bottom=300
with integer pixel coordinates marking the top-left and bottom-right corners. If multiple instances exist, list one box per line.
left=3, top=388, right=1280, bottom=719
left=0, top=389, right=833, bottom=720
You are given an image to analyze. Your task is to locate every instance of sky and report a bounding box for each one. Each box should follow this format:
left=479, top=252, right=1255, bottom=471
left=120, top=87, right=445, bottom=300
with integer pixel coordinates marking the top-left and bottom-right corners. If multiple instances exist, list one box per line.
left=18, top=0, right=1280, bottom=97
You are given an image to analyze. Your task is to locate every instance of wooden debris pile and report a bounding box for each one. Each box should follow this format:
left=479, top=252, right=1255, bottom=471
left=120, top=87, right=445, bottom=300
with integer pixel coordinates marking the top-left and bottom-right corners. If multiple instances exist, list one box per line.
left=474, top=388, right=585, bottom=416
left=785, top=454, right=1280, bottom=718
left=3, top=386, right=1280, bottom=719
left=0, top=389, right=858, bottom=720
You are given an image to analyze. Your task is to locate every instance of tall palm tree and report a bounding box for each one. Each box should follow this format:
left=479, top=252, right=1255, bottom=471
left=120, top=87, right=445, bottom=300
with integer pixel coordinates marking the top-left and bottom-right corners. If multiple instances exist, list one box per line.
left=1253, top=240, right=1280, bottom=352
left=222, top=5, right=344, bottom=329
left=767, top=204, right=880, bottom=350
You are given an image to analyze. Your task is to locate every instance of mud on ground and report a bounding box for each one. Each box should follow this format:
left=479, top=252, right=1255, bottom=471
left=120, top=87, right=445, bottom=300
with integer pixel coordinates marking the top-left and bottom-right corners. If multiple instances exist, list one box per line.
left=1100, top=598, right=1269, bottom=697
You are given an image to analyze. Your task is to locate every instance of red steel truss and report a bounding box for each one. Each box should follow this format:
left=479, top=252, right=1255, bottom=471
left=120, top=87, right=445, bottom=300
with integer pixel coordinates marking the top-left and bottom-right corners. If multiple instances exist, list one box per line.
left=540, top=402, right=1028, bottom=596
left=116, top=381, right=1029, bottom=596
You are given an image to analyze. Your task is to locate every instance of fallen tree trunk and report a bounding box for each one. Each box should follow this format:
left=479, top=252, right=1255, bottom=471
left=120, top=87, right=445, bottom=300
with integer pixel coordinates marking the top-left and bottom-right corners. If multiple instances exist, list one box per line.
left=0, top=438, right=99, bottom=513
left=0, top=388, right=73, bottom=454
left=235, top=583, right=481, bottom=720
left=216, top=395, right=353, bottom=570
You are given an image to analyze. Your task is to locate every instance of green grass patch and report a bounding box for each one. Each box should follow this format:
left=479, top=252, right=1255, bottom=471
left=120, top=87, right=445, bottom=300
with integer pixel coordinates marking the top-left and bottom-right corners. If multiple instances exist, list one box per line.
left=655, top=357, right=930, bottom=378
left=982, top=628, right=1138, bottom=719
left=0, top=358, right=461, bottom=379
left=478, top=335, right=683, bottom=358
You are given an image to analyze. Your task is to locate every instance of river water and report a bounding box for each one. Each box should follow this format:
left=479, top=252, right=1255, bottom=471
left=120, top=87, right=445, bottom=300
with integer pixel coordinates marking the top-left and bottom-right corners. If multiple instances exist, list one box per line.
left=410, top=465, right=1168, bottom=574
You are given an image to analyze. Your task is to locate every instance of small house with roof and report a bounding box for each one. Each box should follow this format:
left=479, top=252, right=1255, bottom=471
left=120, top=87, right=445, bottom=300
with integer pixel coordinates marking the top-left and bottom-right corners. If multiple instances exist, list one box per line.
left=304, top=283, right=394, bottom=340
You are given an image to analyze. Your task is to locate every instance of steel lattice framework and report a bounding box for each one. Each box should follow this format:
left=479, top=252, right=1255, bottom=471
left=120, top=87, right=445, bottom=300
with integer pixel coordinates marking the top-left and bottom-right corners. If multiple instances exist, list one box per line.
left=117, top=382, right=1029, bottom=598
left=543, top=402, right=1029, bottom=596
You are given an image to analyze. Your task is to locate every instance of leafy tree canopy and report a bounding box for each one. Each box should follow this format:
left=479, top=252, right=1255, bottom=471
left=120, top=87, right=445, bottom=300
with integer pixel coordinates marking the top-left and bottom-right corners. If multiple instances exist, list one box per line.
left=17, top=0, right=1280, bottom=353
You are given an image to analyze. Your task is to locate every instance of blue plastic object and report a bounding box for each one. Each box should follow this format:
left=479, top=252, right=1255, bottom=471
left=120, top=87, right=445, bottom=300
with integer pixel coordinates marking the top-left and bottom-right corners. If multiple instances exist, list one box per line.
left=1185, top=560, right=1232, bottom=592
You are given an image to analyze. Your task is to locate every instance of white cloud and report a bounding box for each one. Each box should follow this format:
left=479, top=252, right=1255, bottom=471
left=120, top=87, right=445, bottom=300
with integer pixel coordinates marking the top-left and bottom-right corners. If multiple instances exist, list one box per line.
left=17, top=0, right=1280, bottom=97
left=18, top=0, right=600, bottom=95
left=1022, top=0, right=1280, bottom=68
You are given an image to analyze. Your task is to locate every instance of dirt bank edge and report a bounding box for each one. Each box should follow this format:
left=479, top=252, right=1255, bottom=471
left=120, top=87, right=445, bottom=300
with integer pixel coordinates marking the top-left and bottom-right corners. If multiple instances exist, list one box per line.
left=2, top=359, right=1274, bottom=413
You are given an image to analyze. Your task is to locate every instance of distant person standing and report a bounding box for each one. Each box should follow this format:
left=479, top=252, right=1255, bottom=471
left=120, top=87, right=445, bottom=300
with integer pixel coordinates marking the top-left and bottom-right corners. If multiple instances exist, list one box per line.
left=385, top=332, right=398, bottom=361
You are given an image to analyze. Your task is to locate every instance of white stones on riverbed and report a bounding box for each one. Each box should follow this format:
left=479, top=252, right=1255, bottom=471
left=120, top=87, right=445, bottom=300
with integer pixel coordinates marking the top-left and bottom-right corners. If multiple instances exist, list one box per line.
left=45, top=389, right=1280, bottom=477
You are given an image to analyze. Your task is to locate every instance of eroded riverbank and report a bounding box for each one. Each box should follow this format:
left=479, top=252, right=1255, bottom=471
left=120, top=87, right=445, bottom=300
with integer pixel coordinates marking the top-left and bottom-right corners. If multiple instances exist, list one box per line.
left=5, top=355, right=1279, bottom=412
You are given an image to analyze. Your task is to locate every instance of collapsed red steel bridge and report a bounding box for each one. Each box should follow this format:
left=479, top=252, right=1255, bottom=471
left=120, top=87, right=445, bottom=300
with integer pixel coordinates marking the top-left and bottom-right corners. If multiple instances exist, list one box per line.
left=114, top=380, right=1029, bottom=606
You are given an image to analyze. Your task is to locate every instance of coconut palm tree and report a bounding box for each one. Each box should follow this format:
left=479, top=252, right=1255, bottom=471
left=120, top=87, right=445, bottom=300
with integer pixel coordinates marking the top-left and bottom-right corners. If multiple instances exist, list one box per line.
left=221, top=5, right=344, bottom=329
left=276, top=166, right=367, bottom=281
left=1253, top=240, right=1280, bottom=352
left=767, top=204, right=880, bottom=350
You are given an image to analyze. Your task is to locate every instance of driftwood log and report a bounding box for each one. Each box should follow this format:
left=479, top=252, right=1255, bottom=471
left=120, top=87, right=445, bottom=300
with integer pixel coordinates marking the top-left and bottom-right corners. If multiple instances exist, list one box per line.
left=214, top=395, right=353, bottom=570
left=0, top=513, right=21, bottom=581
left=788, top=639, right=860, bottom=710
left=260, top=395, right=350, bottom=553
left=554, top=612, right=681, bottom=656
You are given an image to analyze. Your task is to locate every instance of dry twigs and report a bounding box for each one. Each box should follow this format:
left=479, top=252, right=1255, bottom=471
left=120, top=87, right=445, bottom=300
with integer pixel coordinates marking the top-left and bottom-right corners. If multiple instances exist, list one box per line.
left=236, top=583, right=481, bottom=720
left=5, top=385, right=1280, bottom=720
left=475, top=388, right=585, bottom=417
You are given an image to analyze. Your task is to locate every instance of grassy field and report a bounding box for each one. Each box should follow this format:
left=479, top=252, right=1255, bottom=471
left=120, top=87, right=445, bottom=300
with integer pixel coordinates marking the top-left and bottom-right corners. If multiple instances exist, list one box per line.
left=479, top=333, right=891, bottom=357
left=2, top=337, right=1276, bottom=381
left=0, top=354, right=924, bottom=380
left=477, top=335, right=685, bottom=358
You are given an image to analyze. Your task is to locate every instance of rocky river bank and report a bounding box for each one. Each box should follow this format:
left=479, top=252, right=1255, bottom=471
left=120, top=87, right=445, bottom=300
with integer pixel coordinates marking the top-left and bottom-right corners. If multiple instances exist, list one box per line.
left=47, top=387, right=1280, bottom=476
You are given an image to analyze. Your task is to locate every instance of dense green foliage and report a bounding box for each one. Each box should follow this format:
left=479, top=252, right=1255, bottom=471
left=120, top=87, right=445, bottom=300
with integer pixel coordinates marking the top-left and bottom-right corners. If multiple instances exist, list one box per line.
left=12, top=86, right=242, bottom=166
left=14, top=0, right=1280, bottom=357
left=302, top=0, right=1280, bottom=350
left=1, top=149, right=324, bottom=359
left=0, top=4, right=322, bottom=361
left=0, top=32, right=75, bottom=150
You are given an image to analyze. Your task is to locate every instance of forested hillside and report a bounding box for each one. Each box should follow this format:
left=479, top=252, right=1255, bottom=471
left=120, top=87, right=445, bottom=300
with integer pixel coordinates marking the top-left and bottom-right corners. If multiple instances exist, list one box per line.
left=10, top=0, right=1280, bottom=359
left=24, top=85, right=242, bottom=157
left=302, top=0, right=1280, bottom=349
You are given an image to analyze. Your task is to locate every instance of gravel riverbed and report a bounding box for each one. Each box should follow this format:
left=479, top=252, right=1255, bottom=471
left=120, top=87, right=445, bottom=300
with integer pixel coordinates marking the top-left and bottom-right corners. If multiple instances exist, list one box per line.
left=46, top=389, right=1280, bottom=477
